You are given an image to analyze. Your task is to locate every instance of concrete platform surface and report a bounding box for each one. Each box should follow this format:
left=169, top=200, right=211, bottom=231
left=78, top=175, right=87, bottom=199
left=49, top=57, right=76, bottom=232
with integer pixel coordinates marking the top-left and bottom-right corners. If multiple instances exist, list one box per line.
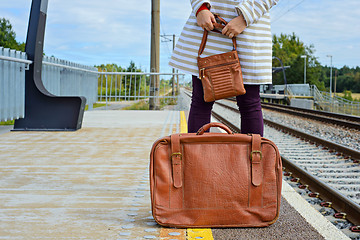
left=0, top=110, right=179, bottom=239
left=0, top=110, right=350, bottom=240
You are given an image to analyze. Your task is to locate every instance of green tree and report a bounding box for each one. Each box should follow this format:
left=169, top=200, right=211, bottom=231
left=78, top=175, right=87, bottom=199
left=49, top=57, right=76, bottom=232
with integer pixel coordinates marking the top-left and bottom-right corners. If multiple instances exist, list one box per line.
left=320, top=65, right=360, bottom=93
left=0, top=18, right=25, bottom=51
left=96, top=61, right=146, bottom=100
left=342, top=90, right=353, bottom=101
left=272, top=33, right=325, bottom=90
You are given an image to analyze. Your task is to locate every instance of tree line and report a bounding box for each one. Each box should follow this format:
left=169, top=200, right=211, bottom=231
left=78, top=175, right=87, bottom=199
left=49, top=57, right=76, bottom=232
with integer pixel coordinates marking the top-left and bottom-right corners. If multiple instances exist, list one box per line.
left=272, top=32, right=360, bottom=96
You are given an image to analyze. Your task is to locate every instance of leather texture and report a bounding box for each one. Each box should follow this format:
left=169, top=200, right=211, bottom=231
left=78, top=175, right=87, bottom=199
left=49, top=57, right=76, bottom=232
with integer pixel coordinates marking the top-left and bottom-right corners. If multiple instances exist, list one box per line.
left=197, top=14, right=246, bottom=102
left=150, top=122, right=282, bottom=228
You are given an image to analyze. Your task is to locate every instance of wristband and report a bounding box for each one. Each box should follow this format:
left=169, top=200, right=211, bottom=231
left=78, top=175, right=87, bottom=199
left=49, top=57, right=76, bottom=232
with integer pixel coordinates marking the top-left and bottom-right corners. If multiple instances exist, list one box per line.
left=196, top=3, right=209, bottom=16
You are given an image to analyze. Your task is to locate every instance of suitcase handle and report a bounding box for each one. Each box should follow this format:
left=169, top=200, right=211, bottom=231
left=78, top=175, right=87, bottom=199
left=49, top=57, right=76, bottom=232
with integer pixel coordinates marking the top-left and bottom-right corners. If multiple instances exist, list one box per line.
left=196, top=122, right=233, bottom=135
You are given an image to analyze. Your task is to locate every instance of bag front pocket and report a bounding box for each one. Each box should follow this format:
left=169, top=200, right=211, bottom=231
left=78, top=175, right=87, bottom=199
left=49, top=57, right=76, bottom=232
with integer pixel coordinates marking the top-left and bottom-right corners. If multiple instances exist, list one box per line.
left=202, top=62, right=245, bottom=101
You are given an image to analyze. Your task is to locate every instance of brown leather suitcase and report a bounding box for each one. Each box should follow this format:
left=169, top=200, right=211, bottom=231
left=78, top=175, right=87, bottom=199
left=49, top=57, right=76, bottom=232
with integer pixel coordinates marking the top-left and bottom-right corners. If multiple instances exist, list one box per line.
left=150, top=122, right=282, bottom=228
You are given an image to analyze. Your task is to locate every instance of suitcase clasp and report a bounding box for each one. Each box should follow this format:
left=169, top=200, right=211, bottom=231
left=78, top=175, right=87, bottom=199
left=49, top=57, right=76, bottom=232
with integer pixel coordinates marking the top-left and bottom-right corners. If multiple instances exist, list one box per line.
left=250, top=150, right=262, bottom=162
left=171, top=152, right=182, bottom=164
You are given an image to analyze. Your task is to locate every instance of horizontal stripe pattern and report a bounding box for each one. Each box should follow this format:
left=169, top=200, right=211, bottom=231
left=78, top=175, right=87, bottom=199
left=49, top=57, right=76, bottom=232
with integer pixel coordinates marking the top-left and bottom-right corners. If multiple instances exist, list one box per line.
left=191, top=0, right=210, bottom=15
left=169, top=0, right=278, bottom=84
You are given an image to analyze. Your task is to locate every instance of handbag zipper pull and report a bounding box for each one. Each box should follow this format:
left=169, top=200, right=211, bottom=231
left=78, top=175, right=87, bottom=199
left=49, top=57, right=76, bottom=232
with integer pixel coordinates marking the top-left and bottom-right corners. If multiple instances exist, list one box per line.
left=200, top=68, right=205, bottom=79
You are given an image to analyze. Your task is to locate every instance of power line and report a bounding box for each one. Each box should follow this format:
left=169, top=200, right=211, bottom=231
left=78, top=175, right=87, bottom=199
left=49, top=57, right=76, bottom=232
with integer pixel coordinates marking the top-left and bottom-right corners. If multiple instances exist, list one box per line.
left=272, top=0, right=306, bottom=23
left=159, top=17, right=172, bottom=57
left=271, top=0, right=291, bottom=20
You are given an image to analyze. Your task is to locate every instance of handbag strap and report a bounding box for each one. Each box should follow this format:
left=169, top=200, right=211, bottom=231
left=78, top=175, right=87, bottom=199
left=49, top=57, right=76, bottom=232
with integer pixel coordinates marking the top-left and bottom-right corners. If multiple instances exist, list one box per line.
left=198, top=14, right=237, bottom=57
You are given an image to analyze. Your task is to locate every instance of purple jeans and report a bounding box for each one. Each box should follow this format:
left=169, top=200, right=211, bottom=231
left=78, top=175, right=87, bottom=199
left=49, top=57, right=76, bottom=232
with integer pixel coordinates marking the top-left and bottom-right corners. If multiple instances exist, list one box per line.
left=188, top=76, right=264, bottom=136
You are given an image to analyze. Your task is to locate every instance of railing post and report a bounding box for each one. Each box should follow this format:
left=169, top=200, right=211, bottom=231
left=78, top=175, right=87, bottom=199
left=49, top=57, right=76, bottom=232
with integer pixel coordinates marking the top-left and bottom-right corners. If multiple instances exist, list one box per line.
left=105, top=72, right=108, bottom=110
left=129, top=70, right=133, bottom=101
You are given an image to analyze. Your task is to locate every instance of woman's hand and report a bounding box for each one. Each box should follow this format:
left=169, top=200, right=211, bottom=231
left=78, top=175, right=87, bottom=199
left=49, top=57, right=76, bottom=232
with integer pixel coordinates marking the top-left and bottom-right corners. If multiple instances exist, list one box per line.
left=222, top=15, right=247, bottom=38
left=196, top=10, right=216, bottom=32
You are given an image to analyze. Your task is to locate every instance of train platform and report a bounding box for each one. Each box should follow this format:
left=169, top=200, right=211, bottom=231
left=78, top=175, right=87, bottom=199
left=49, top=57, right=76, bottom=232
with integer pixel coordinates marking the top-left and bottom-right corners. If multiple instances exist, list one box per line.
left=0, top=110, right=351, bottom=239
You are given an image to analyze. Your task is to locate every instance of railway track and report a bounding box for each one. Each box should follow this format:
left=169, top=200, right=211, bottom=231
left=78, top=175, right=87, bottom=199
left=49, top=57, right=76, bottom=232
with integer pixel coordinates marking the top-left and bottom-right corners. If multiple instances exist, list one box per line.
left=183, top=90, right=360, bottom=237
left=260, top=102, right=360, bottom=131
left=216, top=101, right=360, bottom=162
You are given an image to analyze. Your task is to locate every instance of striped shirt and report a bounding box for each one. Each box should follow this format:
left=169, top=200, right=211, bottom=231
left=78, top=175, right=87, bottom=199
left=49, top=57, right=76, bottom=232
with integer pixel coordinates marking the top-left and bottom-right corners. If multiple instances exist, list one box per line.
left=169, top=0, right=279, bottom=85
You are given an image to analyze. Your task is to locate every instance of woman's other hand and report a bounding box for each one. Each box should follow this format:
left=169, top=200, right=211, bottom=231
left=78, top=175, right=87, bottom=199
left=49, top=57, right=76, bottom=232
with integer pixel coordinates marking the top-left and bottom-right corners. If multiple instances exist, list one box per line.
left=222, top=15, right=246, bottom=38
left=196, top=10, right=215, bottom=32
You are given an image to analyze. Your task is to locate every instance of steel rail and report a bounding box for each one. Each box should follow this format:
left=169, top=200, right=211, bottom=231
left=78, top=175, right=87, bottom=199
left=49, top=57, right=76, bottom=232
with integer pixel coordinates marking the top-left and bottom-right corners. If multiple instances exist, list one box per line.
left=211, top=109, right=360, bottom=226
left=263, top=118, right=360, bottom=161
left=261, top=102, right=360, bottom=122
left=280, top=155, right=360, bottom=226
left=260, top=102, right=360, bottom=130
left=215, top=101, right=360, bottom=161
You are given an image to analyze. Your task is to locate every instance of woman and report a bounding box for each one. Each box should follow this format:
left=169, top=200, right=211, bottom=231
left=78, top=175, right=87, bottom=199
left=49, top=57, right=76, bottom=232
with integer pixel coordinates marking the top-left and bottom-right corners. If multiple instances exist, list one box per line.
left=169, top=0, right=279, bottom=136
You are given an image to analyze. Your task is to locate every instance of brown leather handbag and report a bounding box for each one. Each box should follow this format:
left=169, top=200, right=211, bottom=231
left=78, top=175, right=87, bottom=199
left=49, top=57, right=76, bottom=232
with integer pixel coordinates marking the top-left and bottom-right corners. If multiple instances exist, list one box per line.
left=198, top=15, right=246, bottom=102
left=150, top=122, right=282, bottom=228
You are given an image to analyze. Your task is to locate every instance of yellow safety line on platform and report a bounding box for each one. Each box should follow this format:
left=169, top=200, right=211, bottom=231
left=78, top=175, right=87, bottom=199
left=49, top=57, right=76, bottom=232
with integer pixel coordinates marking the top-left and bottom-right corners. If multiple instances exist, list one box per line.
left=187, top=229, right=214, bottom=240
left=179, top=111, right=214, bottom=240
left=180, top=111, right=187, bottom=134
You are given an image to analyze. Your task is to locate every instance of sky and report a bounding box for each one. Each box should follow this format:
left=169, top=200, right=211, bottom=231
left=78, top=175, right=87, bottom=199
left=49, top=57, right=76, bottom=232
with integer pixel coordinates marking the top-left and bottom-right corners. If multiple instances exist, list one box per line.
left=1, top=0, right=360, bottom=77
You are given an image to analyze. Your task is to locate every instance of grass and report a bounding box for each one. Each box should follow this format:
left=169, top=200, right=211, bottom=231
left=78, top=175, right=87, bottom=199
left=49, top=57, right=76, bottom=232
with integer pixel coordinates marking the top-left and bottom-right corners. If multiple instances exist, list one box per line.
left=0, top=120, right=15, bottom=125
left=122, top=100, right=149, bottom=110
left=335, top=92, right=360, bottom=101
left=122, top=97, right=178, bottom=111
left=85, top=103, right=107, bottom=111
left=351, top=93, right=360, bottom=100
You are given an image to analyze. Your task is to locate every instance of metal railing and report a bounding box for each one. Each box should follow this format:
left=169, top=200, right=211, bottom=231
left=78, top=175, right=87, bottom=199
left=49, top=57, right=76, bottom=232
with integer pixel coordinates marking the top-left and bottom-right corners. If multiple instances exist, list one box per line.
left=97, top=71, right=184, bottom=104
left=311, top=85, right=360, bottom=116
left=42, top=56, right=98, bottom=108
left=0, top=48, right=28, bottom=122
left=1, top=47, right=98, bottom=122
left=1, top=46, right=186, bottom=122
left=319, top=91, right=360, bottom=116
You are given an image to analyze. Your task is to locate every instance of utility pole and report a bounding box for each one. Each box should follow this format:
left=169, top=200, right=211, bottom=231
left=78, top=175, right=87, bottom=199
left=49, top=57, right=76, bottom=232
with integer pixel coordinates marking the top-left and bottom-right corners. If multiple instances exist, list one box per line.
left=172, top=34, right=176, bottom=96
left=327, top=55, right=333, bottom=98
left=149, top=0, right=160, bottom=110
left=301, top=55, right=306, bottom=84
left=161, top=34, right=177, bottom=97
left=334, top=70, right=337, bottom=97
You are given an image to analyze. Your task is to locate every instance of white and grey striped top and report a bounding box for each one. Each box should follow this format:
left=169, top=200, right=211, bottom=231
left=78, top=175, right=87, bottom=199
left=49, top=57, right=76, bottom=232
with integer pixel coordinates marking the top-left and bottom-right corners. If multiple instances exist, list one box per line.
left=169, top=0, right=279, bottom=85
